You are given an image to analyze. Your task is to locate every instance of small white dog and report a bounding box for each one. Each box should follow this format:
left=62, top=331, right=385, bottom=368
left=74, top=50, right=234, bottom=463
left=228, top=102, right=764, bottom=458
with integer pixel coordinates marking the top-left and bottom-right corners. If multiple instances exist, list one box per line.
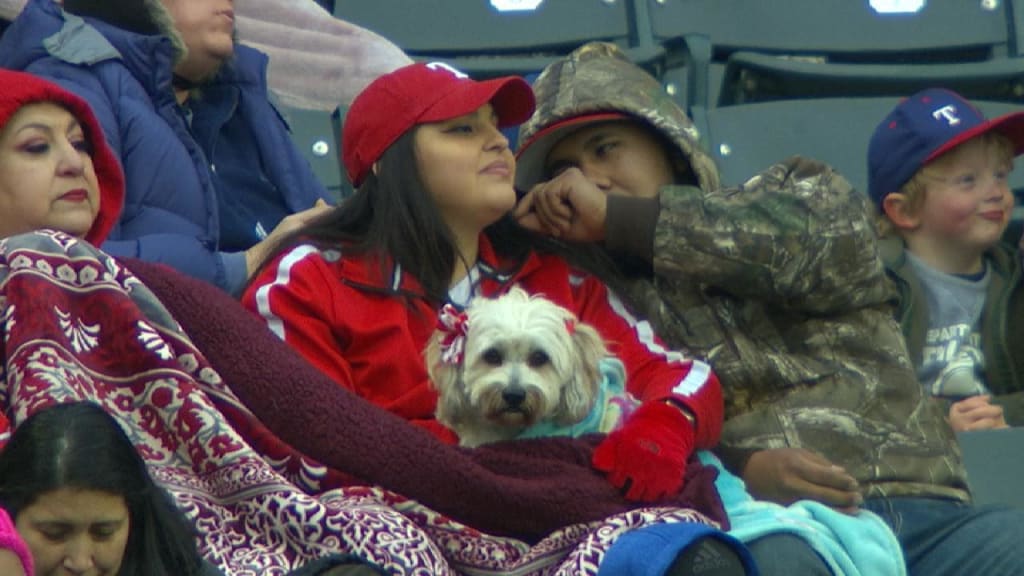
left=426, top=286, right=614, bottom=447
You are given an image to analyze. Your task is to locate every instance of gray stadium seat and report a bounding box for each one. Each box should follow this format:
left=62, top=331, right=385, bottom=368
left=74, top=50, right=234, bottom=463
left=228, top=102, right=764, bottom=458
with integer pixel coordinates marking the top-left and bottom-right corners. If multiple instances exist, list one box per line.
left=278, top=104, right=351, bottom=201
left=957, top=428, right=1024, bottom=509
left=645, top=0, right=1024, bottom=110
left=692, top=97, right=892, bottom=192
left=336, top=0, right=662, bottom=78
left=720, top=52, right=1024, bottom=107
left=692, top=97, right=1024, bottom=197
left=648, top=0, right=1016, bottom=57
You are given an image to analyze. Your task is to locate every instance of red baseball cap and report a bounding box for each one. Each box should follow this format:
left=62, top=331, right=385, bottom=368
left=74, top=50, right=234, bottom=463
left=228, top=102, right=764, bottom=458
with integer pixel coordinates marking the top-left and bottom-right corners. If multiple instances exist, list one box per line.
left=342, top=62, right=536, bottom=186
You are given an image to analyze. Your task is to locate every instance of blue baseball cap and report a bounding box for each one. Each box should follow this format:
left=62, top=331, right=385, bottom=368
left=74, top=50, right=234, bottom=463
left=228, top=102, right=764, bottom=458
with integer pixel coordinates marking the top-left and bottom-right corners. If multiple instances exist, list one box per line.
left=868, top=88, right=1024, bottom=208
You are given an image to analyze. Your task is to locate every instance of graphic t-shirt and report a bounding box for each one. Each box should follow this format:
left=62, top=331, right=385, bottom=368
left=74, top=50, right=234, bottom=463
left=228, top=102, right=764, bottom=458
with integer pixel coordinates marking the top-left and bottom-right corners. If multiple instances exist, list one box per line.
left=908, top=253, right=992, bottom=401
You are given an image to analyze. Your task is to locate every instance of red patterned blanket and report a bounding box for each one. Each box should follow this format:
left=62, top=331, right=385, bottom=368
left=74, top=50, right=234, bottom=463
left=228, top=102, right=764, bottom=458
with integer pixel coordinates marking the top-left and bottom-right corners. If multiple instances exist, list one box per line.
left=0, top=231, right=723, bottom=575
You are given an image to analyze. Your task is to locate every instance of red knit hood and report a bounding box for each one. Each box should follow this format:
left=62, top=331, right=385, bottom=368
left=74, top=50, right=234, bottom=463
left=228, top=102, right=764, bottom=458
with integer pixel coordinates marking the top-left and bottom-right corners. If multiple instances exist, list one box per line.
left=0, top=69, right=124, bottom=245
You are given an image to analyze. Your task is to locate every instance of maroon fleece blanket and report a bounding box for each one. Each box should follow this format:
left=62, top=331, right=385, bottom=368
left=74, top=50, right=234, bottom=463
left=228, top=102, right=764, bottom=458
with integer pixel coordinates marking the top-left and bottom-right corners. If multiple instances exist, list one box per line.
left=125, top=259, right=725, bottom=543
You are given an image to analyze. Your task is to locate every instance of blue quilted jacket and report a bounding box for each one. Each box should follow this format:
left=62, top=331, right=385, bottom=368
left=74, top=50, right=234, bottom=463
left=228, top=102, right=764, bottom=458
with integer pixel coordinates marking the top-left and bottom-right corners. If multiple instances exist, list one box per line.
left=0, top=0, right=330, bottom=293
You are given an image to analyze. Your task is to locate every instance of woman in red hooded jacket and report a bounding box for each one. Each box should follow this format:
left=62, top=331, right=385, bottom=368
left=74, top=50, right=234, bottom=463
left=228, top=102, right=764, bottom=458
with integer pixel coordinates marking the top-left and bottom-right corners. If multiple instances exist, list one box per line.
left=0, top=68, right=123, bottom=245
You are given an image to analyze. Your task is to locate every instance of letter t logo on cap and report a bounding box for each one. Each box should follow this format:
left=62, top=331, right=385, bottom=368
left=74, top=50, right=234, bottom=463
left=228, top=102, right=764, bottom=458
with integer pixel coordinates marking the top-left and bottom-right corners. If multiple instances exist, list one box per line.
left=426, top=61, right=469, bottom=79
left=933, top=105, right=961, bottom=126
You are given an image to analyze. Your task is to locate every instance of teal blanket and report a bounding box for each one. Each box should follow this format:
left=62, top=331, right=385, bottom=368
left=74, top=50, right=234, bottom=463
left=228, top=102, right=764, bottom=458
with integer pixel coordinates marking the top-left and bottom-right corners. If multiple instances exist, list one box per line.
left=700, top=452, right=906, bottom=576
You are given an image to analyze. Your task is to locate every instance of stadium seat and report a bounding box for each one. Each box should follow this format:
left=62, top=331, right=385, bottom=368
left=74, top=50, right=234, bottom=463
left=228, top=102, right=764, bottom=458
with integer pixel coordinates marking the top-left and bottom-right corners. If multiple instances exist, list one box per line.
left=691, top=97, right=890, bottom=192
left=648, top=0, right=1015, bottom=58
left=330, top=104, right=355, bottom=199
left=957, top=428, right=1024, bottom=509
left=719, top=52, right=1024, bottom=107
left=691, top=97, right=1024, bottom=195
left=335, top=0, right=663, bottom=78
left=645, top=0, right=1023, bottom=109
left=278, top=104, right=351, bottom=201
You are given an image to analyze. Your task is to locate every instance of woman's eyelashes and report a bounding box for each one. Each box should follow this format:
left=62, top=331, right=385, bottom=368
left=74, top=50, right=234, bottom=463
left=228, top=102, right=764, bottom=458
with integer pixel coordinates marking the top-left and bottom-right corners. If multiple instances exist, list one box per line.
left=71, top=134, right=92, bottom=154
left=442, top=113, right=500, bottom=136
left=16, top=127, right=91, bottom=157
left=19, top=137, right=50, bottom=155
left=37, top=522, right=121, bottom=542
left=444, top=124, right=474, bottom=135
left=90, top=525, right=121, bottom=541
left=37, top=524, right=72, bottom=542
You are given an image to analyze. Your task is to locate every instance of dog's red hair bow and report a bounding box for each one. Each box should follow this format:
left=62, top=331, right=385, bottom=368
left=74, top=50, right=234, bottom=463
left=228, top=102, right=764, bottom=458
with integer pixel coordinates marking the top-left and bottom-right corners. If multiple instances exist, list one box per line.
left=437, top=304, right=470, bottom=365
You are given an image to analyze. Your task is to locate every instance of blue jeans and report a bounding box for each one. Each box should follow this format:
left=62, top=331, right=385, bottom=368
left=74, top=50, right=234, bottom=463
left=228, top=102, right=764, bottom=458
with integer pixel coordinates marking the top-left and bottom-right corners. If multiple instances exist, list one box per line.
left=863, top=496, right=1024, bottom=576
left=746, top=533, right=832, bottom=576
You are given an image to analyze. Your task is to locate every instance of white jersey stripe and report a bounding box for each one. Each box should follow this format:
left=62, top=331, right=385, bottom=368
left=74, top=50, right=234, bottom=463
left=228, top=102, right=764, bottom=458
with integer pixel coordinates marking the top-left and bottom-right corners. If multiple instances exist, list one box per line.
left=255, top=244, right=320, bottom=340
left=674, top=359, right=712, bottom=396
left=603, top=284, right=709, bottom=395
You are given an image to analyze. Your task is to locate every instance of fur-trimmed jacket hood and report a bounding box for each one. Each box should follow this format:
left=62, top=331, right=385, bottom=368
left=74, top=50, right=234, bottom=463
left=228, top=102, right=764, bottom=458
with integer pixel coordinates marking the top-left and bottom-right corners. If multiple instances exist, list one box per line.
left=62, top=0, right=186, bottom=64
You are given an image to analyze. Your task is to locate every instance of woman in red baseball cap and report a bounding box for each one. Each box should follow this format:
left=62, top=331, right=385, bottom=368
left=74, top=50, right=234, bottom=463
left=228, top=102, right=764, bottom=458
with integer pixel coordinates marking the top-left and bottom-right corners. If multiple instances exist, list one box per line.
left=242, top=61, right=727, bottom=512
left=0, top=69, right=123, bottom=245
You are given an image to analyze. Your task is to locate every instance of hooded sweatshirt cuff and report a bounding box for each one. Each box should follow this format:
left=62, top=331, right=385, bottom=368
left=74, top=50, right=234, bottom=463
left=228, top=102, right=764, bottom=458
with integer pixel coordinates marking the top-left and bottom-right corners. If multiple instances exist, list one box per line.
left=604, top=194, right=659, bottom=264
left=712, top=445, right=761, bottom=479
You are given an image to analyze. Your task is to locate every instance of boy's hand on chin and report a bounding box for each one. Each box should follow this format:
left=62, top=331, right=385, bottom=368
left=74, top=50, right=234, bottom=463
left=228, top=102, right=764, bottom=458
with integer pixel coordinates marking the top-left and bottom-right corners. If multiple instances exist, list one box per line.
left=514, top=168, right=607, bottom=242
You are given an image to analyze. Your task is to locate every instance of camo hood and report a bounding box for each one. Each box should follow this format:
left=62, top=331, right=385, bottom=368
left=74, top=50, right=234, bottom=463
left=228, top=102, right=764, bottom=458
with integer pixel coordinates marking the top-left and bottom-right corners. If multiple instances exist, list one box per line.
left=516, top=42, right=719, bottom=193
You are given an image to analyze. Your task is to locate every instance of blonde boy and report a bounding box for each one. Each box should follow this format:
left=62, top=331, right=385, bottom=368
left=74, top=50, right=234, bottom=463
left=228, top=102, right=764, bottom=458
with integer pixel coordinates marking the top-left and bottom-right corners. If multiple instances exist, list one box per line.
left=869, top=88, right=1024, bottom=431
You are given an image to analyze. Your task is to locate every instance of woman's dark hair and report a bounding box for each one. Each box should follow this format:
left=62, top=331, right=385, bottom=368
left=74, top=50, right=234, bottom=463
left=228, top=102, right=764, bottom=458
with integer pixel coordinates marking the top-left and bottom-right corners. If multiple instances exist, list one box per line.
left=0, top=401, right=207, bottom=576
left=254, top=129, right=536, bottom=304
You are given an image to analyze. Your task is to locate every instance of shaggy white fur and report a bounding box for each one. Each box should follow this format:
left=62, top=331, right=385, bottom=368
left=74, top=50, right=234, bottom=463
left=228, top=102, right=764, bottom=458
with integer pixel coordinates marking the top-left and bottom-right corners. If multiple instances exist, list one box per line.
left=426, top=286, right=610, bottom=447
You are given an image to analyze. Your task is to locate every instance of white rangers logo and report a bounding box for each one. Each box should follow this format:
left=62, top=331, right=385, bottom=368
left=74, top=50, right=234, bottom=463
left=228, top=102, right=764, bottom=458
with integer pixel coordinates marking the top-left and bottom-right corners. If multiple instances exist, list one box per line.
left=932, top=105, right=961, bottom=126
left=426, top=61, right=468, bottom=79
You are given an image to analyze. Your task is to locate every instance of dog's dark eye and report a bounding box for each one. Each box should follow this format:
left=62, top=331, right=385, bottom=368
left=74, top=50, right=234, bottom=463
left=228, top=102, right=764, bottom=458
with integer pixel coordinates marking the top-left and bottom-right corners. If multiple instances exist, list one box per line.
left=528, top=350, right=549, bottom=367
left=483, top=348, right=503, bottom=365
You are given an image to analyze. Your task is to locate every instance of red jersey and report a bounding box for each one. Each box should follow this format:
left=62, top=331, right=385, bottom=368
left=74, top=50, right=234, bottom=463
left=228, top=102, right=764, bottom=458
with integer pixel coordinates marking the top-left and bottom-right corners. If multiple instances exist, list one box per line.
left=242, top=236, right=722, bottom=446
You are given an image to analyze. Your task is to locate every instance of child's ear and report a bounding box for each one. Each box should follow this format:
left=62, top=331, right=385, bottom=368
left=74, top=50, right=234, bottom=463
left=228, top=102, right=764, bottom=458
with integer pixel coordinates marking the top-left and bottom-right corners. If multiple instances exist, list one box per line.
left=882, top=193, right=920, bottom=230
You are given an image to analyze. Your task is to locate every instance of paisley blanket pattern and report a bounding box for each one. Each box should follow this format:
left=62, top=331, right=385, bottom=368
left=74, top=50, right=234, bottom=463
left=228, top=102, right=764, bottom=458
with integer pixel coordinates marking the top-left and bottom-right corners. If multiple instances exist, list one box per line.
left=0, top=231, right=719, bottom=575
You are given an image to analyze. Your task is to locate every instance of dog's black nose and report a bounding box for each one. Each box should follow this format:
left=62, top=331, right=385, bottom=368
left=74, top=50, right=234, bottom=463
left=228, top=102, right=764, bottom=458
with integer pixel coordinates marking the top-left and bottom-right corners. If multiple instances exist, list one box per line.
left=502, top=386, right=527, bottom=407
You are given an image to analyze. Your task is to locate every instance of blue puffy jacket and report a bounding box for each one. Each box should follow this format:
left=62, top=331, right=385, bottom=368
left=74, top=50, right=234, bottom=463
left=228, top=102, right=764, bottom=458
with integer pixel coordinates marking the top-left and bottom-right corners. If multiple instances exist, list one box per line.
left=0, top=0, right=331, bottom=294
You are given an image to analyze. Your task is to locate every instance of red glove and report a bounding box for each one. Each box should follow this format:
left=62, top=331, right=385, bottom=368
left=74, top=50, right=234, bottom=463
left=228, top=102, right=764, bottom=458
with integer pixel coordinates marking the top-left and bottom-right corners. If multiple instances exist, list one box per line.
left=592, top=400, right=695, bottom=502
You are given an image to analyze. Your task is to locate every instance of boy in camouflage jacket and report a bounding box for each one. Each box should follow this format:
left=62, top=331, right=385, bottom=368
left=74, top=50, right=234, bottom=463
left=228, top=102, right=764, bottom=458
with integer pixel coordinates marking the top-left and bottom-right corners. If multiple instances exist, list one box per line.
left=515, top=42, right=1024, bottom=576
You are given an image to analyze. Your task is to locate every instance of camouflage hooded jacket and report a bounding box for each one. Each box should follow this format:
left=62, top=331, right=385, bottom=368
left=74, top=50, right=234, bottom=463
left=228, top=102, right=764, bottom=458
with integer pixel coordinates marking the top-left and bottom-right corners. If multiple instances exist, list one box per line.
left=518, top=43, right=968, bottom=502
